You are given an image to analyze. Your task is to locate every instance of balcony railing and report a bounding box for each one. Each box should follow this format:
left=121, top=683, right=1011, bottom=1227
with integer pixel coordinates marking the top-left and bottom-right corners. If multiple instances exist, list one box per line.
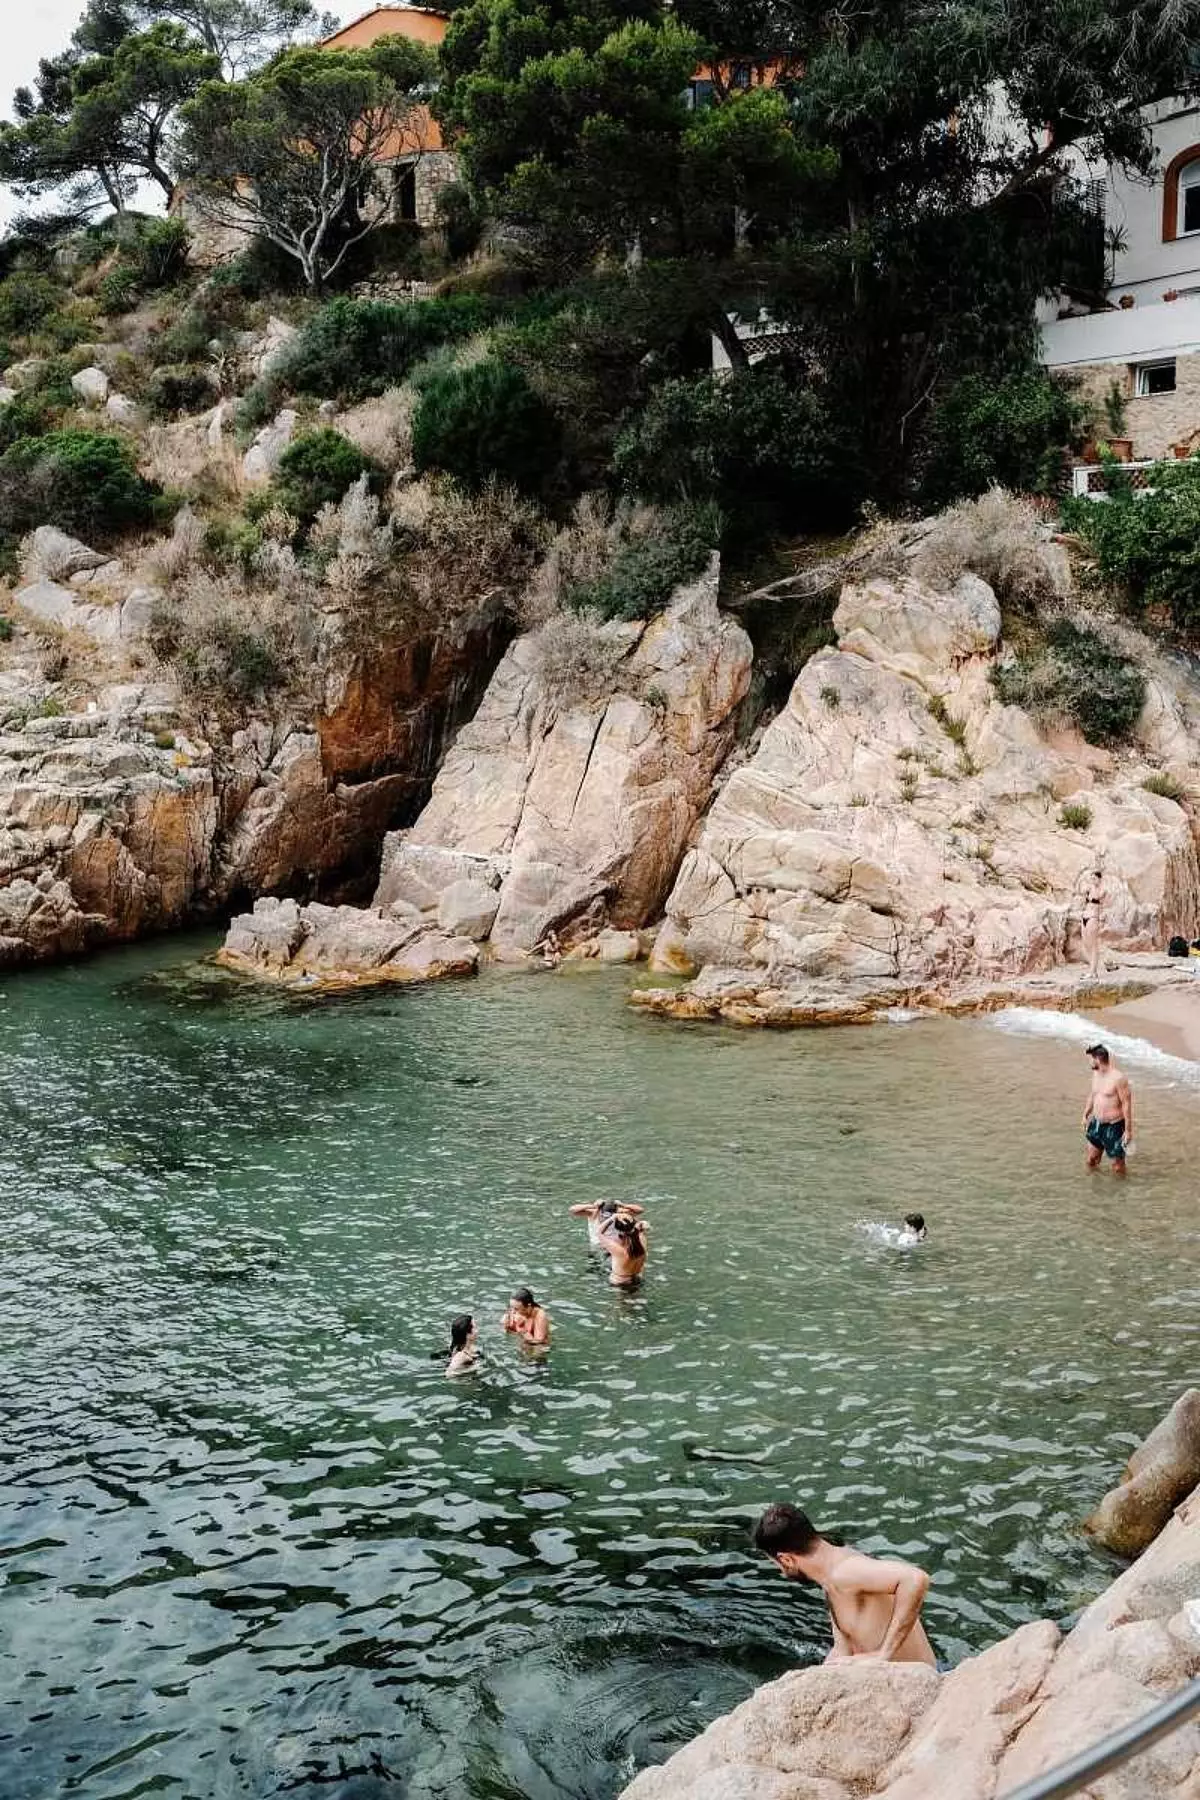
left=1070, top=459, right=1162, bottom=497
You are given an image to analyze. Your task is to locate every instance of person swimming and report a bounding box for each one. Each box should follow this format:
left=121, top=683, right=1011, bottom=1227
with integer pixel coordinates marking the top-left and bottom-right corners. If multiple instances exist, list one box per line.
left=897, top=1213, right=927, bottom=1246
left=600, top=1211, right=648, bottom=1287
left=445, top=1313, right=479, bottom=1377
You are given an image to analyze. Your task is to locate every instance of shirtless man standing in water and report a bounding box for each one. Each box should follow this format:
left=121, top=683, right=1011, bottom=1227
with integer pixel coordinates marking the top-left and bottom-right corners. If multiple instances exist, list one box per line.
left=754, top=1503, right=936, bottom=1667
left=1083, top=1043, right=1134, bottom=1177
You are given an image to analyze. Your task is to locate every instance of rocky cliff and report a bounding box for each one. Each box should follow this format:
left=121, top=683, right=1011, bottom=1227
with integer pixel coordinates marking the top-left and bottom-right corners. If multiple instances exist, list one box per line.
left=639, top=566, right=1200, bottom=1015
left=218, top=557, right=752, bottom=983
left=0, top=526, right=505, bottom=965
left=622, top=1477, right=1200, bottom=1800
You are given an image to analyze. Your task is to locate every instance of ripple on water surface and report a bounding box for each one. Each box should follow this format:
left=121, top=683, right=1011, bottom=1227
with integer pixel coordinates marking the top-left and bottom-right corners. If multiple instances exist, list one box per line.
left=1, top=939, right=1198, bottom=1798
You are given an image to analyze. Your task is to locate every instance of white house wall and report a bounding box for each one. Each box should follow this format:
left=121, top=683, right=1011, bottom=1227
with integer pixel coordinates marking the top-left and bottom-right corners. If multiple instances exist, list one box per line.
left=1104, top=104, right=1200, bottom=302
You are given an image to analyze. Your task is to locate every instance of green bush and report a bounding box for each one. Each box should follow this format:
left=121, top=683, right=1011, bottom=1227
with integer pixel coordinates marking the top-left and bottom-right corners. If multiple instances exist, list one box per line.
left=613, top=366, right=864, bottom=541
left=149, top=602, right=283, bottom=707
left=1059, top=801, right=1093, bottom=830
left=97, top=264, right=141, bottom=315
left=0, top=271, right=62, bottom=337
left=564, top=503, right=719, bottom=623
left=0, top=430, right=160, bottom=545
left=991, top=618, right=1146, bottom=745
left=0, top=391, right=63, bottom=455
left=1142, top=771, right=1187, bottom=802
left=1061, top=457, right=1200, bottom=640
left=128, top=218, right=190, bottom=290
left=436, top=182, right=485, bottom=262
left=259, top=293, right=505, bottom=409
left=273, top=428, right=379, bottom=522
left=412, top=358, right=561, bottom=495
left=916, top=367, right=1090, bottom=507
left=0, top=615, right=13, bottom=642
left=145, top=363, right=215, bottom=417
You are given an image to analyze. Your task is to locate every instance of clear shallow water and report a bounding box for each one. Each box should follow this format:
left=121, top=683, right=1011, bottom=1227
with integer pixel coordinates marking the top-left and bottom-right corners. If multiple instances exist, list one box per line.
left=2, top=939, right=1199, bottom=1800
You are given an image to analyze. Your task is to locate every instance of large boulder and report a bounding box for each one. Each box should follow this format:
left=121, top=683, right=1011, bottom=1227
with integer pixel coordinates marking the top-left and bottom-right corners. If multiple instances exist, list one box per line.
left=70, top=365, right=110, bottom=406
left=22, top=526, right=111, bottom=583
left=375, top=556, right=752, bottom=952
left=656, top=574, right=1200, bottom=990
left=1085, top=1389, right=1200, bottom=1557
left=217, top=896, right=479, bottom=990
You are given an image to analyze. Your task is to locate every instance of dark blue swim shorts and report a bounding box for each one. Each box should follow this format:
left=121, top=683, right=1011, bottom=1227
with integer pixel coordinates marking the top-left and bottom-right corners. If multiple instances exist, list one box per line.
left=1086, top=1117, right=1126, bottom=1160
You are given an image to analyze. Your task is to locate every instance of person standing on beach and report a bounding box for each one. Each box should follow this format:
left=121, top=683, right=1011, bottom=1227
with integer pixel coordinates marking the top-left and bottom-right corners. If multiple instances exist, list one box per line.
left=1083, top=1043, right=1134, bottom=1176
left=753, top=1504, right=936, bottom=1667
left=1080, top=865, right=1105, bottom=977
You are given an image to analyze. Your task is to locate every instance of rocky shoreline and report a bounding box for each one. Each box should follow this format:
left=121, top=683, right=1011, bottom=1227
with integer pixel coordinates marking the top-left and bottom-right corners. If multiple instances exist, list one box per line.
left=622, top=1444, right=1200, bottom=1800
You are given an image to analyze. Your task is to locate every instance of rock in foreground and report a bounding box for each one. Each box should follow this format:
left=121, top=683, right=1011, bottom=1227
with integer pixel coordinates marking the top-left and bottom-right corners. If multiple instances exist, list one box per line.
left=623, top=1479, right=1200, bottom=1800
left=1086, top=1388, right=1200, bottom=1558
left=217, top=896, right=479, bottom=990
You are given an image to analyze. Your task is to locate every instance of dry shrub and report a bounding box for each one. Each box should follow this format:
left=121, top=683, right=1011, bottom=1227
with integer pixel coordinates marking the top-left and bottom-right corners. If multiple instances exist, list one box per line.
left=909, top=488, right=1056, bottom=613
left=334, top=386, right=416, bottom=471
left=142, top=503, right=206, bottom=586
left=148, top=567, right=320, bottom=716
left=395, top=477, right=548, bottom=623
left=525, top=609, right=627, bottom=706
left=312, top=474, right=395, bottom=600
left=519, top=493, right=660, bottom=627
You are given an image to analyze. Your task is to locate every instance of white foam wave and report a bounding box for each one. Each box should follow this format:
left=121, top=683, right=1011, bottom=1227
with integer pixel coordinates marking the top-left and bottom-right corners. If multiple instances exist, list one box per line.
left=882, top=1008, right=922, bottom=1024
left=857, top=1220, right=924, bottom=1249
left=988, top=1006, right=1200, bottom=1081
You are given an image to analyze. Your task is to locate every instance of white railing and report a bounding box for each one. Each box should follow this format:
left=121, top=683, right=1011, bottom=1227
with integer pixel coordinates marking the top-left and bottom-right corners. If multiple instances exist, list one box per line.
left=1070, top=460, right=1162, bottom=498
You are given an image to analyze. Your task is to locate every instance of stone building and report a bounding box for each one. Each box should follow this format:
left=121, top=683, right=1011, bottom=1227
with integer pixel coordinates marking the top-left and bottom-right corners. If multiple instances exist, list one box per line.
left=1041, top=101, right=1200, bottom=465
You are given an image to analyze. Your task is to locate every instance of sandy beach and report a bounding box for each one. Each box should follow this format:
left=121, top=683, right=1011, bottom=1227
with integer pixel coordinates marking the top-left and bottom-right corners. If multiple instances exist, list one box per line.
left=1100, top=977, right=1200, bottom=1062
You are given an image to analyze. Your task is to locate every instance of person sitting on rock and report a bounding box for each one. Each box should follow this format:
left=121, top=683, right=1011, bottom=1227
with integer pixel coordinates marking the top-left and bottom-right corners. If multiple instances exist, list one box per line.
left=569, top=1197, right=646, bottom=1249
left=753, top=1503, right=936, bottom=1667
left=502, top=1287, right=551, bottom=1346
left=898, top=1213, right=927, bottom=1246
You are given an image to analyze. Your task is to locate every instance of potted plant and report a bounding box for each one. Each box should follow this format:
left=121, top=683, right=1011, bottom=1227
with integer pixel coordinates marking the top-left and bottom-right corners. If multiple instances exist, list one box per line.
left=1100, top=380, right=1133, bottom=463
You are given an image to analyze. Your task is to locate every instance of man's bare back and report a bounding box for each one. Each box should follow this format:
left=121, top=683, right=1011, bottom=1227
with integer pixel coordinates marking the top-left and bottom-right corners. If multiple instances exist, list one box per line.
left=822, top=1548, right=937, bottom=1665
left=754, top=1503, right=936, bottom=1668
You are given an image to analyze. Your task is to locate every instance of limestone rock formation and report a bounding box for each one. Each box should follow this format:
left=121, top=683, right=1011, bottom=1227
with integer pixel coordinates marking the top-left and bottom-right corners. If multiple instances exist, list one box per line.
left=0, top=685, right=218, bottom=962
left=242, top=408, right=298, bottom=484
left=623, top=1475, right=1200, bottom=1800
left=218, top=895, right=478, bottom=990
left=652, top=573, right=1200, bottom=1000
left=70, top=365, right=109, bottom=405
left=1086, top=1388, right=1200, bottom=1557
left=375, top=558, right=752, bottom=952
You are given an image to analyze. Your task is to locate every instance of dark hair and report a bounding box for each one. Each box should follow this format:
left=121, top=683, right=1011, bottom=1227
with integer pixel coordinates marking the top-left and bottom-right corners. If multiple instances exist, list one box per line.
left=449, top=1314, right=474, bottom=1354
left=904, top=1213, right=925, bottom=1233
left=611, top=1215, right=646, bottom=1253
left=753, top=1503, right=822, bottom=1558
left=512, top=1286, right=535, bottom=1306
left=597, top=1198, right=619, bottom=1216
left=1086, top=1043, right=1109, bottom=1063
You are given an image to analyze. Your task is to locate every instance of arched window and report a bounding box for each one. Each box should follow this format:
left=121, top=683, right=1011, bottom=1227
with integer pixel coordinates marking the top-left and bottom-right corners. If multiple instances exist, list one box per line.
left=1162, top=145, right=1200, bottom=241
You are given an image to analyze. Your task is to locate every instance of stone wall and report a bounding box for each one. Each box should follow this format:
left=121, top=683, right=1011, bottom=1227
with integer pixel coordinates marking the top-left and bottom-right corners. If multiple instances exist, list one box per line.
left=1071, top=350, right=1200, bottom=458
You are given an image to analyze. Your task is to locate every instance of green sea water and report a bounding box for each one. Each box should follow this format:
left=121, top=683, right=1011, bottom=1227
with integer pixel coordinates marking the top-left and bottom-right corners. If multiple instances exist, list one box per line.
left=2, top=936, right=1199, bottom=1800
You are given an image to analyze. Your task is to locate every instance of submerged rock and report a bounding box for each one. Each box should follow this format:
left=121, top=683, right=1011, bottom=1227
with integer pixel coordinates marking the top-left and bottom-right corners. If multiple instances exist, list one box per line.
left=623, top=1474, right=1200, bottom=1800
left=217, top=896, right=479, bottom=990
left=1085, top=1388, right=1200, bottom=1557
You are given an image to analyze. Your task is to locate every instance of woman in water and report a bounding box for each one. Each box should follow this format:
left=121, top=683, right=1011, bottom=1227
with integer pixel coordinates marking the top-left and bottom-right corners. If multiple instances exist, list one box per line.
left=600, top=1212, right=648, bottom=1287
left=445, top=1314, right=479, bottom=1377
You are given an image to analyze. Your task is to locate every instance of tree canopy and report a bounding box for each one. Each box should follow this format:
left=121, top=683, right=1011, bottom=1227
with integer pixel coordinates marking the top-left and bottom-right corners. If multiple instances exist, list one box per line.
left=74, top=0, right=337, bottom=78
left=0, top=23, right=218, bottom=216
left=179, top=37, right=438, bottom=292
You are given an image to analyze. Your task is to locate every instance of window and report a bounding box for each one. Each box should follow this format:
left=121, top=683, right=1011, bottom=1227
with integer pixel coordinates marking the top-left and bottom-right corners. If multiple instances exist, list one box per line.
left=1181, top=161, right=1200, bottom=235
left=1162, top=144, right=1200, bottom=242
left=730, top=61, right=752, bottom=89
left=1135, top=359, right=1177, bottom=396
left=686, top=78, right=714, bottom=109
left=394, top=163, right=417, bottom=222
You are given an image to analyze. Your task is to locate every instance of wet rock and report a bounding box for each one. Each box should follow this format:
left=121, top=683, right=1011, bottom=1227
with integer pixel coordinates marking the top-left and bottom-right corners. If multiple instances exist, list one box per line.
left=1085, top=1388, right=1200, bottom=1557
left=218, top=897, right=479, bottom=989
left=70, top=365, right=110, bottom=406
